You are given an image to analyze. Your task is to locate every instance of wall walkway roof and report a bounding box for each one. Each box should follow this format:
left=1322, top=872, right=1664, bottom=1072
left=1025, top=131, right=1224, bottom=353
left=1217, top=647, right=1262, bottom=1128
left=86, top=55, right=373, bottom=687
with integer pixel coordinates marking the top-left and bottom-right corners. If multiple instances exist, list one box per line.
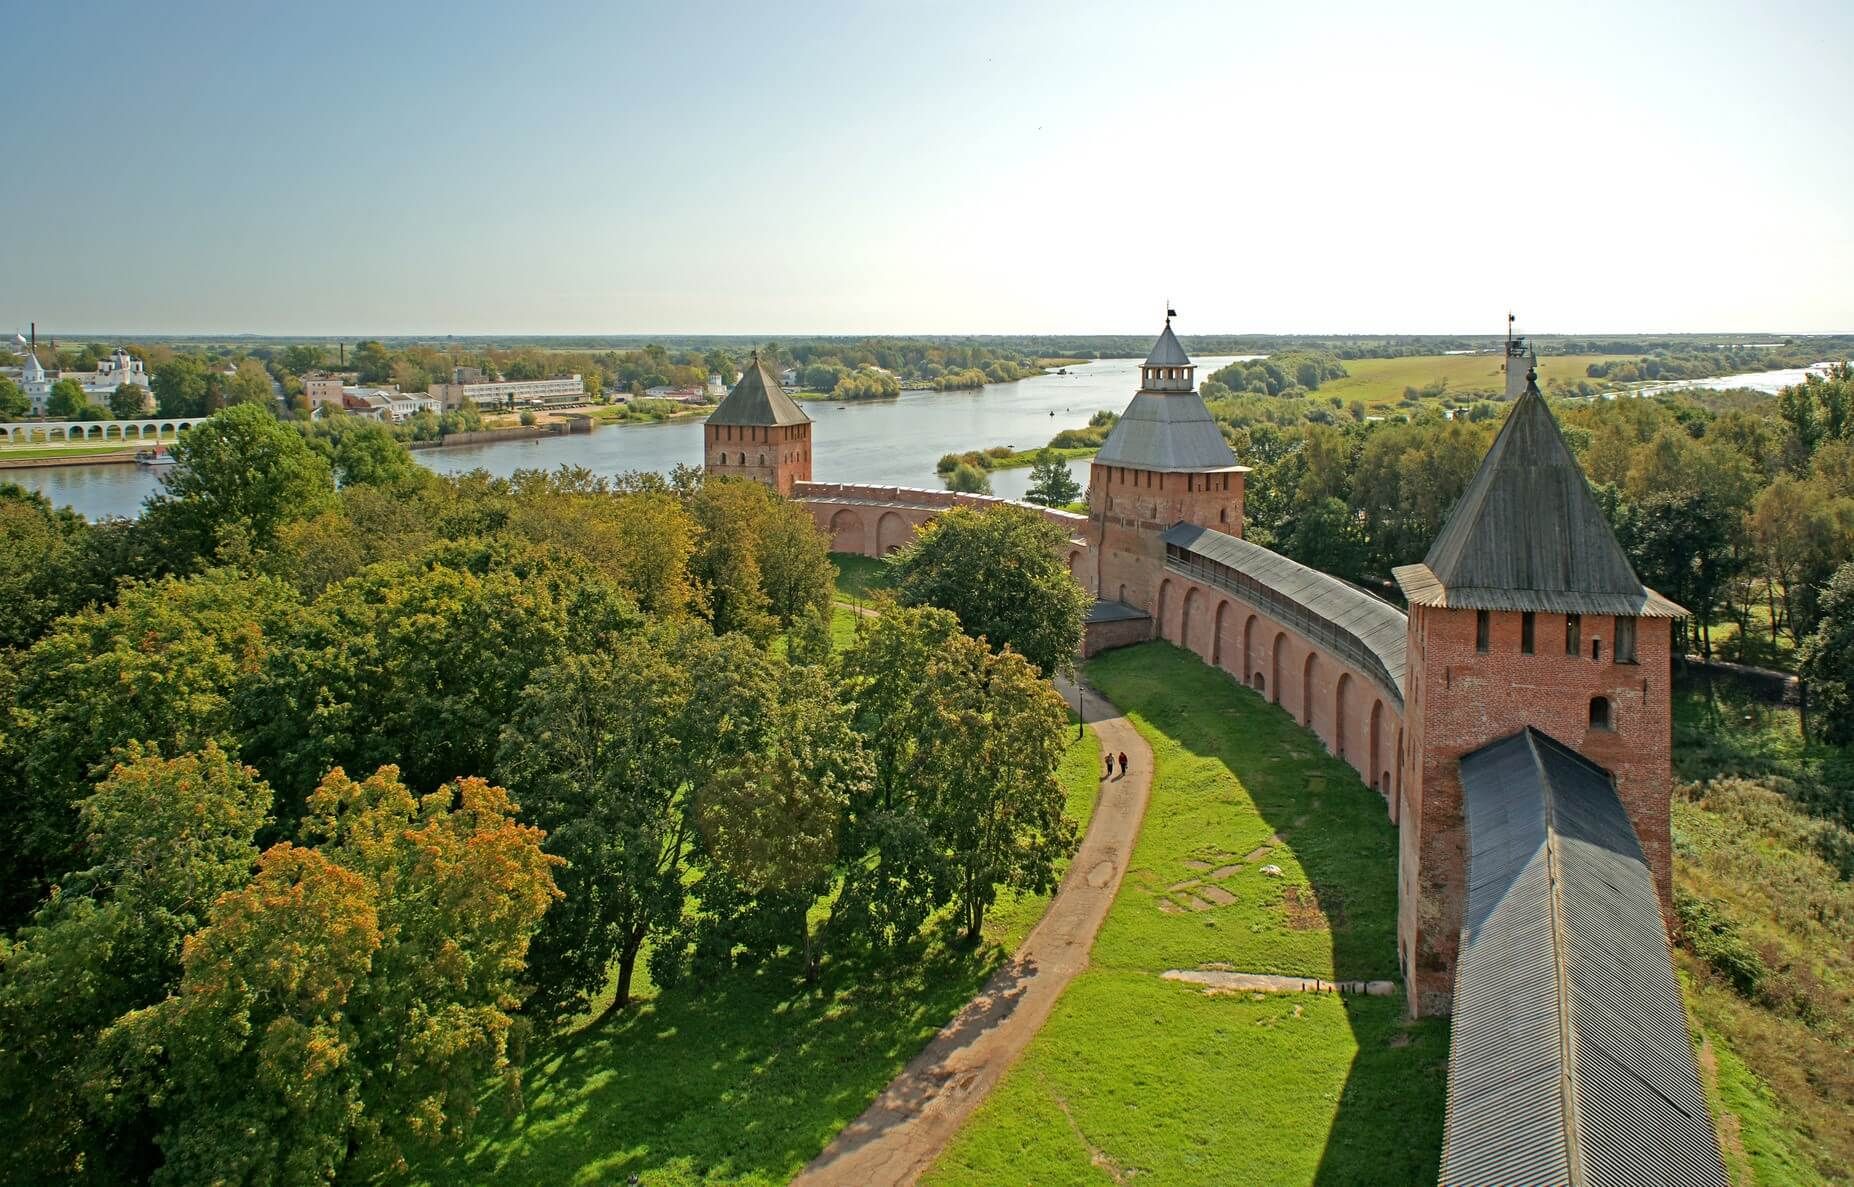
left=1443, top=728, right=1726, bottom=1187
left=1162, top=524, right=1406, bottom=705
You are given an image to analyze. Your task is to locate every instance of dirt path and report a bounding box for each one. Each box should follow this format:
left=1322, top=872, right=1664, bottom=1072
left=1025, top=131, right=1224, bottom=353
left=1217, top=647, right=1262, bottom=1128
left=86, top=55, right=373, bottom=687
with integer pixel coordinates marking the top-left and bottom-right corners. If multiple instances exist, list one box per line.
left=791, top=678, right=1152, bottom=1187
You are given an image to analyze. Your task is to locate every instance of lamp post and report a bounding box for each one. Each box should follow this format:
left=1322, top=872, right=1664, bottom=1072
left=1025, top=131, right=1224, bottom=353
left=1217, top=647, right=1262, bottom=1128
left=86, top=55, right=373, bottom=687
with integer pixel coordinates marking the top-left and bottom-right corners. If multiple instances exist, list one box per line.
left=1077, top=683, right=1085, bottom=739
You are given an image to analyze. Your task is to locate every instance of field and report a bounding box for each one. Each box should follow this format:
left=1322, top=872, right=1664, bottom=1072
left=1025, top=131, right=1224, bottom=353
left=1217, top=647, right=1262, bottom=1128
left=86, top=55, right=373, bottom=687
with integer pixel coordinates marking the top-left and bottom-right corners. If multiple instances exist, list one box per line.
left=1669, top=677, right=1854, bottom=1185
left=830, top=553, right=892, bottom=603
left=1310, top=353, right=1634, bottom=410
left=926, top=643, right=1450, bottom=1186
left=411, top=610, right=1101, bottom=1186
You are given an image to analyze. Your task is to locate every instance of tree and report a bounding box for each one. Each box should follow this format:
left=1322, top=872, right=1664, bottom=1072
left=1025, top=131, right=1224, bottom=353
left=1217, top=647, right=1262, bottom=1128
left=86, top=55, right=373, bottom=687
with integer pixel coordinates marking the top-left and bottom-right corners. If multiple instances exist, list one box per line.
left=0, top=745, right=273, bottom=1182
left=104, top=767, right=559, bottom=1186
left=944, top=461, right=991, bottom=494
left=150, top=356, right=209, bottom=417
left=1283, top=495, right=1370, bottom=584
left=328, top=420, right=421, bottom=488
left=1024, top=450, right=1083, bottom=507
left=240, top=542, right=639, bottom=816
left=46, top=377, right=91, bottom=420
left=0, top=375, right=27, bottom=419
left=695, top=660, right=868, bottom=980
left=144, top=401, right=336, bottom=562
left=688, top=478, right=836, bottom=639
left=109, top=382, right=148, bottom=418
left=496, top=635, right=702, bottom=1017
left=1800, top=562, right=1854, bottom=746
left=1615, top=490, right=1738, bottom=656
left=351, top=339, right=394, bottom=383
left=889, top=504, right=1089, bottom=676
left=1, top=571, right=299, bottom=920
left=222, top=360, right=274, bottom=407
left=836, top=606, right=1071, bottom=945
left=0, top=481, right=90, bottom=649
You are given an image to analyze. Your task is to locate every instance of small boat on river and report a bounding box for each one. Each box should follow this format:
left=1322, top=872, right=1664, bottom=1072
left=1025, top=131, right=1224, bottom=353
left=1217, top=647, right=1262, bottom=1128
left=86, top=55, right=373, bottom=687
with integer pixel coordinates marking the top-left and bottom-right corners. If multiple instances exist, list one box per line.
left=135, top=446, right=176, bottom=467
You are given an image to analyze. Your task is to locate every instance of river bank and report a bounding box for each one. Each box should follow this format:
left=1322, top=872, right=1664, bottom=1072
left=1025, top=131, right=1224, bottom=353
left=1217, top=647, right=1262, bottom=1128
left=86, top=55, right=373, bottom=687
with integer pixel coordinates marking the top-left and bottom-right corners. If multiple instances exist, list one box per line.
left=0, top=449, right=139, bottom=469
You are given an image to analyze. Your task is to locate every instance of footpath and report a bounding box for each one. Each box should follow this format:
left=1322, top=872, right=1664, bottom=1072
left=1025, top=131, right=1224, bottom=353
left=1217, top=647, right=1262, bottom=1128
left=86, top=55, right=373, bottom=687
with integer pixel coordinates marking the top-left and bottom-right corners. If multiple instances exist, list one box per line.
left=791, top=676, right=1153, bottom=1187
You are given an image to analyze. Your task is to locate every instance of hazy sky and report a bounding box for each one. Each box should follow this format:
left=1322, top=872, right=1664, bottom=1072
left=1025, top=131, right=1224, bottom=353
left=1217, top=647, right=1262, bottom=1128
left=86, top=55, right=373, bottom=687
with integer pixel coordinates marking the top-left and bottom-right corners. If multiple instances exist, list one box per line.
left=4, top=0, right=1850, bottom=336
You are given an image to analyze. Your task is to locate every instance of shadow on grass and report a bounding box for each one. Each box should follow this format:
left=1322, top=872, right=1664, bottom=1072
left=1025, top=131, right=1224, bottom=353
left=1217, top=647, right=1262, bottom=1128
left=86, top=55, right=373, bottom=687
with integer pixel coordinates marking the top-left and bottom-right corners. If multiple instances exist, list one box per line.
left=1087, top=642, right=1450, bottom=1186
left=420, top=937, right=999, bottom=1187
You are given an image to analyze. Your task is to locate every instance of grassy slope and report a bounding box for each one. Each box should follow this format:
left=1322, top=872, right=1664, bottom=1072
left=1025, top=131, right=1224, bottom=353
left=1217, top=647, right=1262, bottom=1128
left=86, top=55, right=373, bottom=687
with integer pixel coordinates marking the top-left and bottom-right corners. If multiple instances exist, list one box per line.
left=829, top=553, right=891, bottom=603
left=1313, top=353, right=1631, bottom=409
left=1671, top=679, right=1853, bottom=1185
left=412, top=648, right=1100, bottom=1186
left=927, top=643, right=1450, bottom=1186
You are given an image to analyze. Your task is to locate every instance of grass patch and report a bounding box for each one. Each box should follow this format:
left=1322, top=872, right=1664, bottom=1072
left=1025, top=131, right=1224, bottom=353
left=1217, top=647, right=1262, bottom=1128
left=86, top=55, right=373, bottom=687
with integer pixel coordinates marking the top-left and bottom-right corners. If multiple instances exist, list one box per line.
left=1312, top=354, right=1635, bottom=410
left=830, top=553, right=892, bottom=603
left=412, top=703, right=1101, bottom=1186
left=1669, top=673, right=1854, bottom=1184
left=928, top=643, right=1449, bottom=1185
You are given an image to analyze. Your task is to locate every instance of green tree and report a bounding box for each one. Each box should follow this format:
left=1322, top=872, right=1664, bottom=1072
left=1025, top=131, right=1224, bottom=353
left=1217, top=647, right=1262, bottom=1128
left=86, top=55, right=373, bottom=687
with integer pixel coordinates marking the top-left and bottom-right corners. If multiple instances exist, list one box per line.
left=1024, top=450, right=1083, bottom=507
left=108, top=382, right=147, bottom=418
left=328, top=420, right=421, bottom=487
left=1, top=571, right=299, bottom=919
left=890, top=504, right=1088, bottom=676
left=0, top=375, right=27, bottom=419
left=222, top=360, right=274, bottom=407
left=1616, top=490, right=1738, bottom=656
left=688, top=478, right=832, bottom=639
left=838, top=607, right=1070, bottom=944
left=351, top=339, right=394, bottom=383
left=149, top=356, right=209, bottom=417
left=0, top=745, right=273, bottom=1183
left=46, top=378, right=91, bottom=420
left=103, top=766, right=559, bottom=1185
left=240, top=543, right=639, bottom=816
left=1801, top=561, right=1854, bottom=746
left=0, top=482, right=90, bottom=649
left=1283, top=495, right=1370, bottom=584
left=944, top=461, right=992, bottom=494
left=496, top=634, right=701, bottom=1017
left=144, top=401, right=336, bottom=562
left=695, top=660, right=868, bottom=980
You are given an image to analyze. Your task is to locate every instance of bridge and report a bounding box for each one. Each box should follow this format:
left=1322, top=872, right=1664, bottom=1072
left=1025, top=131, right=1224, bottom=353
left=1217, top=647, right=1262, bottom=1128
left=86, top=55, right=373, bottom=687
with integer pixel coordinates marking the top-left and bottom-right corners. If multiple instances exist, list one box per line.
left=1, top=416, right=202, bottom=445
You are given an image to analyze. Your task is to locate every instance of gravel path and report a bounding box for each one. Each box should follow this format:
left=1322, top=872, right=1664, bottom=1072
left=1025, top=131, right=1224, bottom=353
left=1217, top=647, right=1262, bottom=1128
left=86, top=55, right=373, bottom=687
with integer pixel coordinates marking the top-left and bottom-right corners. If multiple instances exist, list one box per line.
left=790, top=678, right=1153, bottom=1187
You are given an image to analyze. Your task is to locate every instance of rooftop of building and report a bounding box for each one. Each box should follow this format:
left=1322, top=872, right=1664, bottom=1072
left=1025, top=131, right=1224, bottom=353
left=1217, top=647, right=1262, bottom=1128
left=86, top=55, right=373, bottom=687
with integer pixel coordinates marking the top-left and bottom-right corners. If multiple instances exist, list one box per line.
left=1093, top=322, right=1242, bottom=473
left=1443, top=727, right=1726, bottom=1187
left=1394, top=375, right=1685, bottom=617
left=707, top=353, right=810, bottom=427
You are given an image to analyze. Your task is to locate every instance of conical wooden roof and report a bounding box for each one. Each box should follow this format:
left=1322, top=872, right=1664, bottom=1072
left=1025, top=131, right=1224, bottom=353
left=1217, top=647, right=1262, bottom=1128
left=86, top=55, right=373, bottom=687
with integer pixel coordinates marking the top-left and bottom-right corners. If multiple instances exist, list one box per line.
left=1144, top=321, right=1191, bottom=367
left=707, top=354, right=809, bottom=427
left=1394, top=378, right=1684, bottom=617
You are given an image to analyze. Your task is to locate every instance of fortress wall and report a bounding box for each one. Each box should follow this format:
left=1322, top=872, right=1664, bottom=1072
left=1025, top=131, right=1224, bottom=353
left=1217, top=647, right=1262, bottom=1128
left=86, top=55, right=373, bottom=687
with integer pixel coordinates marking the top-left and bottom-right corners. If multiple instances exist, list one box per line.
left=795, top=483, right=1090, bottom=567
left=1151, top=568, right=1406, bottom=813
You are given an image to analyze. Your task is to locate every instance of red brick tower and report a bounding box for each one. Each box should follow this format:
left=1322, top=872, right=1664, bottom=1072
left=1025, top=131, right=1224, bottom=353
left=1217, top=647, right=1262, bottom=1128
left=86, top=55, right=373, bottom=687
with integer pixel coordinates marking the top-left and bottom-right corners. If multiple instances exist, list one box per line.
left=1392, top=373, right=1686, bottom=1015
left=1088, top=318, right=1249, bottom=609
left=704, top=353, right=812, bottom=495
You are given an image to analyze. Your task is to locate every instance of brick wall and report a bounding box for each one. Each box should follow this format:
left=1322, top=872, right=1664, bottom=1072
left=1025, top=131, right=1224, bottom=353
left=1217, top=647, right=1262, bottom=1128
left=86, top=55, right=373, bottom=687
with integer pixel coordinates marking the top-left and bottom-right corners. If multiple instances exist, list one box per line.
left=706, top=422, right=812, bottom=495
left=1399, top=604, right=1676, bottom=1014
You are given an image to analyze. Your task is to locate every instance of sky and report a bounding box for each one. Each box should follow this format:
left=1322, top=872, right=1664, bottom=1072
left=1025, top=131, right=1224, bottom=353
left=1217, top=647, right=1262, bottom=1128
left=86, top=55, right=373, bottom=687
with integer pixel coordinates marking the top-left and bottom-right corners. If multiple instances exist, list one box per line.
left=3, top=0, right=1851, bottom=337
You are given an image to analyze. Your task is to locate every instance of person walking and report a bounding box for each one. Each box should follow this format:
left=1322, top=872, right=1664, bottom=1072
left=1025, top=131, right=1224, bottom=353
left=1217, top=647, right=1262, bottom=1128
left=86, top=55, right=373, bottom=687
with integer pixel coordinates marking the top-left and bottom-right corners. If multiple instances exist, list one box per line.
left=1117, top=751, right=1129, bottom=778
left=1105, top=752, right=1115, bottom=780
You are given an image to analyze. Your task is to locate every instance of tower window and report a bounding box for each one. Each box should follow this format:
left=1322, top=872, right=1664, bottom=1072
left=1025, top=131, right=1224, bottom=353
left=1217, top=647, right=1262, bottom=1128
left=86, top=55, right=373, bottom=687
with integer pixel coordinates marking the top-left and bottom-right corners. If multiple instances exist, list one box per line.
left=1614, top=616, right=1637, bottom=664
left=1475, top=610, right=1490, bottom=653
left=1592, top=637, right=1603, bottom=661
left=1565, top=613, right=1581, bottom=656
left=1589, top=696, right=1613, bottom=730
left=1521, top=612, right=1535, bottom=655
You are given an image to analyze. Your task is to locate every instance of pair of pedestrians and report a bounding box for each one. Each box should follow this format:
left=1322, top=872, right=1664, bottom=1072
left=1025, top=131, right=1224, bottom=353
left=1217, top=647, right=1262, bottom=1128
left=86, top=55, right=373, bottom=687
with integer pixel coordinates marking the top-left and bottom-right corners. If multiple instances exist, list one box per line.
left=1104, top=750, right=1129, bottom=780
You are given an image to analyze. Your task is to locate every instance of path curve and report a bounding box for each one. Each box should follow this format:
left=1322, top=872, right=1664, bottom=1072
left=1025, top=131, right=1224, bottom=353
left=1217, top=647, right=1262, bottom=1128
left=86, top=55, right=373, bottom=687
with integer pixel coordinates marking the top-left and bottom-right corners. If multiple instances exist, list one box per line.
left=792, top=678, right=1152, bottom=1187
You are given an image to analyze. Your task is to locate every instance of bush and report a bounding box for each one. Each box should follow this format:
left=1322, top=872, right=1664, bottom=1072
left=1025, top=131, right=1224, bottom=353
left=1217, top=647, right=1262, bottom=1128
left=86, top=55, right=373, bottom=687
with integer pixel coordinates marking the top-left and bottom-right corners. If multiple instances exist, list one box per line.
left=519, top=409, right=538, bottom=426
left=1676, top=889, right=1766, bottom=996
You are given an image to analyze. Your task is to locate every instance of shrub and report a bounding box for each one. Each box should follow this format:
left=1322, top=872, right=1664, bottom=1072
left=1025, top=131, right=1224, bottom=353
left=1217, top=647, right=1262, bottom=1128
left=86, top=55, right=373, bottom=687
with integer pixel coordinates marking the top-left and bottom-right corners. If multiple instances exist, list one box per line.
left=1676, top=889, right=1766, bottom=996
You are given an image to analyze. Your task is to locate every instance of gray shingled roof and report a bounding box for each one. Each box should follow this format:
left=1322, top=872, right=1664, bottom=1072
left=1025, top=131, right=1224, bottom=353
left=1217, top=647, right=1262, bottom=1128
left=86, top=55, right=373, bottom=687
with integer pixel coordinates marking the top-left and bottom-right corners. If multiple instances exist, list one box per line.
left=1094, top=393, right=1242, bottom=472
left=1145, top=321, right=1191, bottom=367
left=1163, top=523, right=1406, bottom=705
left=706, top=355, right=810, bottom=427
left=1444, top=728, right=1726, bottom=1187
left=1395, top=380, right=1684, bottom=618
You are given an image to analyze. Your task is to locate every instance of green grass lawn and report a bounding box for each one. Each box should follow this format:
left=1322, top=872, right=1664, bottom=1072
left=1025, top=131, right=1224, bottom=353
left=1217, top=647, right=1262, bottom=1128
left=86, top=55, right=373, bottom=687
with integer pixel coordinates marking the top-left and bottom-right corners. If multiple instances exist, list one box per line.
left=411, top=701, right=1100, bottom=1186
left=927, top=643, right=1450, bottom=1186
left=0, top=439, right=162, bottom=458
left=1313, top=353, right=1634, bottom=410
left=830, top=553, right=892, bottom=603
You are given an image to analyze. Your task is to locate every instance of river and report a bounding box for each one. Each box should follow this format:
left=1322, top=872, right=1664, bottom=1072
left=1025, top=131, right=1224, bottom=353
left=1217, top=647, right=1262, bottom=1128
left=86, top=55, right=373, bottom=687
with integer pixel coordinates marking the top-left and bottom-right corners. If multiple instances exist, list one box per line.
left=6, top=355, right=1249, bottom=520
